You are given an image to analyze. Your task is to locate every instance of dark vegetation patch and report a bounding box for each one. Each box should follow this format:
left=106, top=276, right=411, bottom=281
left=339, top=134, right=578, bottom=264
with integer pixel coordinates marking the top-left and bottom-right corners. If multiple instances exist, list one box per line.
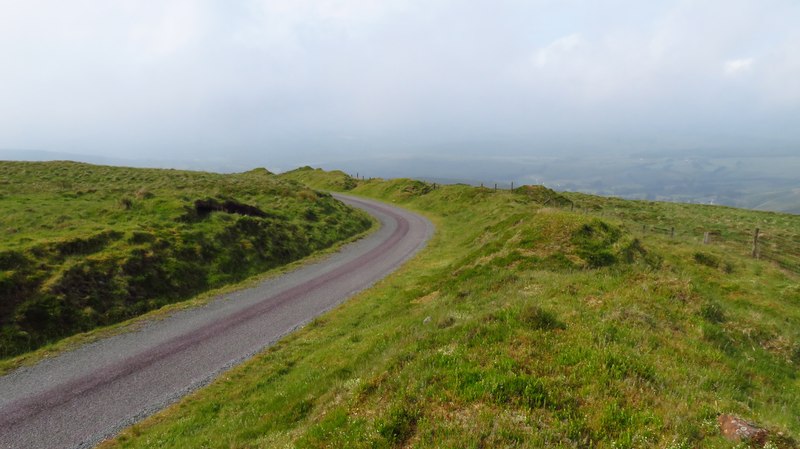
left=514, top=184, right=572, bottom=207
left=699, top=301, right=727, bottom=323
left=519, top=304, right=566, bottom=331
left=401, top=180, right=433, bottom=196
left=180, top=197, right=274, bottom=222
left=50, top=230, right=124, bottom=257
left=694, top=251, right=721, bottom=268
left=694, top=251, right=735, bottom=273
left=572, top=219, right=622, bottom=268
left=193, top=198, right=269, bottom=219
left=377, top=403, right=419, bottom=446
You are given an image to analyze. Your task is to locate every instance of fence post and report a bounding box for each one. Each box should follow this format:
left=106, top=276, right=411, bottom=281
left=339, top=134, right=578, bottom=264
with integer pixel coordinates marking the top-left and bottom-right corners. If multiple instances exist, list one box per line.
left=752, top=228, right=760, bottom=259
left=511, top=182, right=514, bottom=190
left=570, top=202, right=574, bottom=212
left=703, top=232, right=710, bottom=244
left=642, top=224, right=646, bottom=234
left=670, top=227, right=675, bottom=239
left=494, top=183, right=497, bottom=191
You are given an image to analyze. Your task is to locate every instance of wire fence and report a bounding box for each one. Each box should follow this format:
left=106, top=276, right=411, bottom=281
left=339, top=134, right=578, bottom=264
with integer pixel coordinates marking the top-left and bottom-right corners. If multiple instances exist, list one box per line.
left=470, top=180, right=800, bottom=273
left=353, top=175, right=800, bottom=275
left=584, top=208, right=800, bottom=274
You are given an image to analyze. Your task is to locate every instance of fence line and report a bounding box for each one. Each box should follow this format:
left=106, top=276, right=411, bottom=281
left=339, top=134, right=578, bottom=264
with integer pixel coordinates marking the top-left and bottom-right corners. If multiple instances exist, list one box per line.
left=581, top=208, right=800, bottom=273
left=351, top=176, right=800, bottom=273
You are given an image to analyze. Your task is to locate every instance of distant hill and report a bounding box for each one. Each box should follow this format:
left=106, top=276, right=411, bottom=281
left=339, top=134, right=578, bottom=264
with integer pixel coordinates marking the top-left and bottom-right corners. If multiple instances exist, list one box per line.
left=0, top=149, right=253, bottom=173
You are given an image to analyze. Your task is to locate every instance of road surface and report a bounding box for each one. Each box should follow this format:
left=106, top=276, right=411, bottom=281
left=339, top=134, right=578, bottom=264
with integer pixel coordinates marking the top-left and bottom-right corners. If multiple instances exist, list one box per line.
left=0, top=194, right=433, bottom=449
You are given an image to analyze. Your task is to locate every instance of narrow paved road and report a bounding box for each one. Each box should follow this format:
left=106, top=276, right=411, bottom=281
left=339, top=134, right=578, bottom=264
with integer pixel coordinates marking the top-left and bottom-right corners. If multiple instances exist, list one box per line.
left=0, top=194, right=433, bottom=449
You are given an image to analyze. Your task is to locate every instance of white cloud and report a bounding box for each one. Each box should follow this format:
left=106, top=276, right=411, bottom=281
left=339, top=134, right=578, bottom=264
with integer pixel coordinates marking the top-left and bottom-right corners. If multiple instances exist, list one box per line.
left=724, top=58, right=754, bottom=75
left=535, top=33, right=584, bottom=68
left=0, top=0, right=798, bottom=160
left=233, top=0, right=415, bottom=49
left=131, top=0, right=206, bottom=58
left=756, top=33, right=800, bottom=106
left=126, top=1, right=209, bottom=62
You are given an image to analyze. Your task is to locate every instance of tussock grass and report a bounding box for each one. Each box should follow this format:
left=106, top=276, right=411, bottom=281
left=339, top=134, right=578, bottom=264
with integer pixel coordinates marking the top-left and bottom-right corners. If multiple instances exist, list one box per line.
left=103, top=170, right=800, bottom=448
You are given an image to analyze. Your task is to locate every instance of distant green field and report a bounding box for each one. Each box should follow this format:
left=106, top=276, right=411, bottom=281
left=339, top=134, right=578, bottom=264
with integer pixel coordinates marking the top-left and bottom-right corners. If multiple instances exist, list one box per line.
left=0, top=161, right=371, bottom=358
left=104, top=168, right=800, bottom=448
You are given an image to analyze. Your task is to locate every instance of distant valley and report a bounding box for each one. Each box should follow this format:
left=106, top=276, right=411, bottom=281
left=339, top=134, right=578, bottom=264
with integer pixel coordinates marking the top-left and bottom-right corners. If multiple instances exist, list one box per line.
left=326, top=153, right=800, bottom=214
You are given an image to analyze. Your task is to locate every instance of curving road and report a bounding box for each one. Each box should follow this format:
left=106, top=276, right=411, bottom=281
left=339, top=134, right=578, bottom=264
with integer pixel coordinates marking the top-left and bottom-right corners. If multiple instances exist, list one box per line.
left=0, top=194, right=433, bottom=449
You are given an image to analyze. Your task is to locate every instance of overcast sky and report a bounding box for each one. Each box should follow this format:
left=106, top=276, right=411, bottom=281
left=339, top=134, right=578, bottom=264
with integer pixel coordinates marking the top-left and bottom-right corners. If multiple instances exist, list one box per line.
left=1, top=0, right=798, bottom=170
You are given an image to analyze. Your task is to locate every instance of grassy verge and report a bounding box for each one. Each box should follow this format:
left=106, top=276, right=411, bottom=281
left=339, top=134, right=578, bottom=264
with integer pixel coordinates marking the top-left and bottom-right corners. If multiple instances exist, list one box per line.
left=104, top=170, right=800, bottom=448
left=0, top=162, right=372, bottom=359
left=0, top=218, right=376, bottom=376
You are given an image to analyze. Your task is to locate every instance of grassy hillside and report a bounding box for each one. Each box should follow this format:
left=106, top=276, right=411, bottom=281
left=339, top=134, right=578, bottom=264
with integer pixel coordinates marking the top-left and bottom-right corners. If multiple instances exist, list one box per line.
left=0, top=162, right=372, bottom=358
left=105, top=170, right=800, bottom=448
left=279, top=166, right=360, bottom=191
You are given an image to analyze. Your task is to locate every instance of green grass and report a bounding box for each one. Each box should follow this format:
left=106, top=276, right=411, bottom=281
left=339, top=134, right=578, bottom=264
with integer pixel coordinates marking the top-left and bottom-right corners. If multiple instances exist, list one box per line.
left=0, top=220, right=376, bottom=376
left=0, top=162, right=372, bottom=359
left=564, top=191, right=800, bottom=273
left=278, top=166, right=360, bottom=192
left=95, top=170, right=800, bottom=448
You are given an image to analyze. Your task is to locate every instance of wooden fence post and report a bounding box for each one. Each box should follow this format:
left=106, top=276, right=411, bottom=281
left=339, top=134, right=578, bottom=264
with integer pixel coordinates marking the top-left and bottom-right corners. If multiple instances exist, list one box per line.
left=703, top=232, right=710, bottom=244
left=752, top=228, right=760, bottom=259
left=670, top=227, right=675, bottom=238
left=494, top=183, right=497, bottom=191
left=511, top=182, right=514, bottom=190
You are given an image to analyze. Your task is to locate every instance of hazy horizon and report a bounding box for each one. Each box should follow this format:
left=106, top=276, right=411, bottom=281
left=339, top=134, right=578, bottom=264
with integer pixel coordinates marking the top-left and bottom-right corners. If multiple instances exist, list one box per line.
left=2, top=1, right=799, bottom=213
left=1, top=0, right=799, bottom=167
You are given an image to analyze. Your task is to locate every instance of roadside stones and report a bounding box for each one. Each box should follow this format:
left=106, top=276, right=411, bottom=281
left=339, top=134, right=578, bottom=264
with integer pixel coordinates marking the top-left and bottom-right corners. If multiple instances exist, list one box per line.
left=718, top=414, right=768, bottom=446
